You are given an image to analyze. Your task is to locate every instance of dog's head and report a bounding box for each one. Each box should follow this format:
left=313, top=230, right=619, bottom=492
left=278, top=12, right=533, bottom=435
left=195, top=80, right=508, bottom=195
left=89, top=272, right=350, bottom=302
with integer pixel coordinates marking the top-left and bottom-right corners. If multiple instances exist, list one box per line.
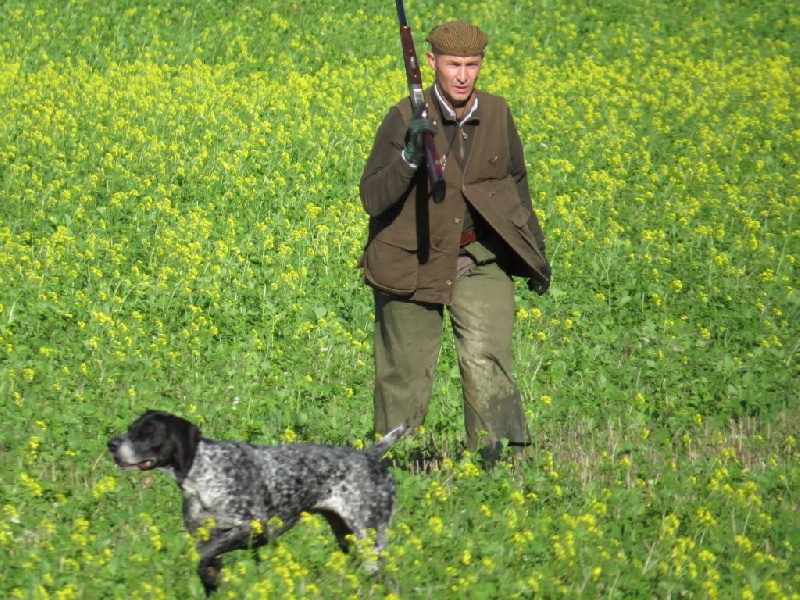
left=108, top=410, right=202, bottom=481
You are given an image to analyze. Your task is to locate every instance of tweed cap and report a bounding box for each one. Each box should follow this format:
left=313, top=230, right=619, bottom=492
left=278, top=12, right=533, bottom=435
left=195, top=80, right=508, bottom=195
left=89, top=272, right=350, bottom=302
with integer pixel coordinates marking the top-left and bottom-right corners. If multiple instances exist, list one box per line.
left=426, top=20, right=488, bottom=56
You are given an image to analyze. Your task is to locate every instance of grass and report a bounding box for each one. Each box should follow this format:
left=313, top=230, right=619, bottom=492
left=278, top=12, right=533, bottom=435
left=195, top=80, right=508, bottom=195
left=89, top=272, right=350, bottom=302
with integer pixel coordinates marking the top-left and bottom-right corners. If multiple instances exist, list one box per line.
left=0, top=0, right=798, bottom=597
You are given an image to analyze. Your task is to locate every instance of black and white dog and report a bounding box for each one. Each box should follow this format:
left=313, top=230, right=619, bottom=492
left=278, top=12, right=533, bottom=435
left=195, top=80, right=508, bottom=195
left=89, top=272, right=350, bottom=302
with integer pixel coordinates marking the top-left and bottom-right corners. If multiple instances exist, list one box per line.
left=108, top=410, right=409, bottom=595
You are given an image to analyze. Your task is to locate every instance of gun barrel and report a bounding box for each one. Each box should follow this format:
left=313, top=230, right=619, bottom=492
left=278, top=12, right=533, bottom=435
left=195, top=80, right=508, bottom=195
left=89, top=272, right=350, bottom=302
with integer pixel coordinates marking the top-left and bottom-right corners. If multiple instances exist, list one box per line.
left=395, top=0, right=408, bottom=27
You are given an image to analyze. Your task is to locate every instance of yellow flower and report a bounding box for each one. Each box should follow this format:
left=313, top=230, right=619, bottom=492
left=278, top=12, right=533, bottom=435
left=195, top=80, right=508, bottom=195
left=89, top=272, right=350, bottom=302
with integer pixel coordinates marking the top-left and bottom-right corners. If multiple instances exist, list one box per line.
left=510, top=490, right=525, bottom=508
left=92, top=476, right=116, bottom=499
left=250, top=520, right=264, bottom=536
left=695, top=507, right=718, bottom=527
left=661, top=513, right=680, bottom=537
left=20, top=473, right=42, bottom=497
left=195, top=526, right=211, bottom=542
left=428, top=516, right=444, bottom=536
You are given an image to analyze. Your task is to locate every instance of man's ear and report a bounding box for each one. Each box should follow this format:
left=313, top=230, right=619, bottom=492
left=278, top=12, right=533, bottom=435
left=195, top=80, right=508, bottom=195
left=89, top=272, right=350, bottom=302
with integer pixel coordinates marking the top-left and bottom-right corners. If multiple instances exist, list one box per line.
left=426, top=51, right=437, bottom=70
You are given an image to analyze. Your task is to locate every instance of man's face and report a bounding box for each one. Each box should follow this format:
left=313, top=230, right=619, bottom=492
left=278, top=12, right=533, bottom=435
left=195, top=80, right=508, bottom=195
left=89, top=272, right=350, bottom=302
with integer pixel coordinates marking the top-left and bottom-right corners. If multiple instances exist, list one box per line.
left=427, top=52, right=483, bottom=107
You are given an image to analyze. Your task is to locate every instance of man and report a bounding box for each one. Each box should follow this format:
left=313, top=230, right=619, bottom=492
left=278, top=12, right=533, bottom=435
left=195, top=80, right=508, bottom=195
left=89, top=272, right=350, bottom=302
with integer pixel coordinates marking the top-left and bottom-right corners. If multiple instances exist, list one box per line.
left=359, top=20, right=551, bottom=466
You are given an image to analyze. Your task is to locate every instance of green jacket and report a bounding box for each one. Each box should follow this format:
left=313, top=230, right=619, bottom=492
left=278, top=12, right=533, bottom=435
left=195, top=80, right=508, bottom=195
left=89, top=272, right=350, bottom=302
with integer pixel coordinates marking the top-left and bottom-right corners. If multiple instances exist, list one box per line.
left=359, top=87, right=550, bottom=305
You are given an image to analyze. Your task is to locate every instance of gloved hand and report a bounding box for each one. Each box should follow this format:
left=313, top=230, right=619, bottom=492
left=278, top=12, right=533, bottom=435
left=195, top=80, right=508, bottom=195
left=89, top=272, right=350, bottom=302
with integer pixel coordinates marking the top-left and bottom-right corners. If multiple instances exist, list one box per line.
left=402, top=117, right=437, bottom=165
left=528, top=274, right=550, bottom=295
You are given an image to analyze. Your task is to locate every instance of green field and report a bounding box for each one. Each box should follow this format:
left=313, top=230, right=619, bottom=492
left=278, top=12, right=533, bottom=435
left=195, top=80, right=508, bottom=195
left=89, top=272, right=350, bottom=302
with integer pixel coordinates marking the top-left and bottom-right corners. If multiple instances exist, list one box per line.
left=1, top=0, right=798, bottom=597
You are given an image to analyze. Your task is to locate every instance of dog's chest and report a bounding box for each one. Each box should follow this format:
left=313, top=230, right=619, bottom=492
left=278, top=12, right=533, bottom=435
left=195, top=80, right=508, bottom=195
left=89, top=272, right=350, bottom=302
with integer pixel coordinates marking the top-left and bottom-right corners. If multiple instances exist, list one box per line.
left=180, top=442, right=268, bottom=529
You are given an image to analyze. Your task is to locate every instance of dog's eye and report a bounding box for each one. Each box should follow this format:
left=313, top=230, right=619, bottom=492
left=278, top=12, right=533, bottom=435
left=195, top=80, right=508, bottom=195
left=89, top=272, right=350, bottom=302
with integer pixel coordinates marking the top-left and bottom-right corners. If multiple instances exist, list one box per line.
left=139, top=424, right=155, bottom=436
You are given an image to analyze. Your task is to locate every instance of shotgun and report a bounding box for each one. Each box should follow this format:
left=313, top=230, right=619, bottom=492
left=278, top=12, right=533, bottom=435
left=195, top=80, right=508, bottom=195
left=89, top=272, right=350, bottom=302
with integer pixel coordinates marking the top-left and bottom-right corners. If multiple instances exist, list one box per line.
left=395, top=0, right=445, bottom=203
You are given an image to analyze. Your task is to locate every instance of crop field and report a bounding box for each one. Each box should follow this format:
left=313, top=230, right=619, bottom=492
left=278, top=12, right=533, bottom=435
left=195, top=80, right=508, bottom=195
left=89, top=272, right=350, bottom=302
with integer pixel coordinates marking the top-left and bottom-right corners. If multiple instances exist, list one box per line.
left=1, top=0, right=798, bottom=597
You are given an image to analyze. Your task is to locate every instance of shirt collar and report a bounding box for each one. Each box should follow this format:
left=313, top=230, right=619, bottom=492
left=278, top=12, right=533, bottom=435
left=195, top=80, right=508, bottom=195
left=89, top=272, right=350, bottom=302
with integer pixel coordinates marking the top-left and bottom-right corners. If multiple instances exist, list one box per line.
left=433, top=84, right=479, bottom=124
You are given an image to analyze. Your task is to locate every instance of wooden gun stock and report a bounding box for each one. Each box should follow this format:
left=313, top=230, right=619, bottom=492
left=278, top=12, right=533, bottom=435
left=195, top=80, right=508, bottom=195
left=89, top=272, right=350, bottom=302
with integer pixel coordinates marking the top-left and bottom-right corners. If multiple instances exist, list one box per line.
left=396, top=1, right=445, bottom=203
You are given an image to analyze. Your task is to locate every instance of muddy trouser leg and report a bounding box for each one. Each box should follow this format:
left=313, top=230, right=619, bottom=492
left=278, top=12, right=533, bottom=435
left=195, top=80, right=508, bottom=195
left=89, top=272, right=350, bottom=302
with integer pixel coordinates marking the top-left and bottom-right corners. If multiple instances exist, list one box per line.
left=373, top=291, right=444, bottom=435
left=449, top=261, right=530, bottom=460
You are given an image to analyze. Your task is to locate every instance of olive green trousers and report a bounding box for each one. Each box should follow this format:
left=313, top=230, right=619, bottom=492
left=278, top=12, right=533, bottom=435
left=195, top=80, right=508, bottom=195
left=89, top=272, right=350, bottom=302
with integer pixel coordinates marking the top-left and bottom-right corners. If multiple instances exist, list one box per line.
left=372, top=260, right=530, bottom=450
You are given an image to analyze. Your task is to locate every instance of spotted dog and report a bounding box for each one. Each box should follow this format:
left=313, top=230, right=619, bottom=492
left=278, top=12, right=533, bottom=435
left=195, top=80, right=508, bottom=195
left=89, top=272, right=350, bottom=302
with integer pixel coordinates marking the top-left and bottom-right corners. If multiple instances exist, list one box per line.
left=108, top=410, right=409, bottom=595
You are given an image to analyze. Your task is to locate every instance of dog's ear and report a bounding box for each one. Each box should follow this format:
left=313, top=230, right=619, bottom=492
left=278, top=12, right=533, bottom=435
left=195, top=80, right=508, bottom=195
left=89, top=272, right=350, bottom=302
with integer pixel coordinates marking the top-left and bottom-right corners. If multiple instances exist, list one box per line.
left=170, top=415, right=202, bottom=476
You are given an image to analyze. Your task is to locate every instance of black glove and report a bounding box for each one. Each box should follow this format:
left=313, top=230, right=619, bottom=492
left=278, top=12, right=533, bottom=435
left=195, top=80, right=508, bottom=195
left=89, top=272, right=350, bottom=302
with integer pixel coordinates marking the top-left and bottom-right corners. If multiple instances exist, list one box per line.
left=402, top=117, right=436, bottom=165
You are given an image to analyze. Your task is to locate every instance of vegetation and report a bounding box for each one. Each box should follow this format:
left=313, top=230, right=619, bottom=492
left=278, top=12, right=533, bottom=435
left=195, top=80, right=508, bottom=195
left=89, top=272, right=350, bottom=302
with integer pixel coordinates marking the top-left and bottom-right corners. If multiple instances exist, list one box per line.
left=1, top=0, right=797, bottom=597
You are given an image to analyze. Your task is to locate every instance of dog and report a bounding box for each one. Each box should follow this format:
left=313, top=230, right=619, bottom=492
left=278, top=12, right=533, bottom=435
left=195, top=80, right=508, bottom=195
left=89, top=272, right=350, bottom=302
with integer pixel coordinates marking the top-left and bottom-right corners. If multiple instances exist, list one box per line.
left=108, top=410, right=409, bottom=595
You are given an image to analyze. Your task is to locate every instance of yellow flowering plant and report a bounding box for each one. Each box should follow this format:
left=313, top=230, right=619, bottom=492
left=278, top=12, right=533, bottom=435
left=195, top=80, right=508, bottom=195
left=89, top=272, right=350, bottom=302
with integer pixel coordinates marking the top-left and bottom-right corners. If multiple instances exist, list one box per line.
left=0, top=0, right=797, bottom=597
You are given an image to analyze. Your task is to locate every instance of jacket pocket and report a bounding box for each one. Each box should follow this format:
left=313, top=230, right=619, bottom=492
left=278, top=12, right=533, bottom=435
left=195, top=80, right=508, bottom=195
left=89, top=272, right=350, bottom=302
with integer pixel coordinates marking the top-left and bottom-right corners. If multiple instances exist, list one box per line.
left=363, top=228, right=418, bottom=295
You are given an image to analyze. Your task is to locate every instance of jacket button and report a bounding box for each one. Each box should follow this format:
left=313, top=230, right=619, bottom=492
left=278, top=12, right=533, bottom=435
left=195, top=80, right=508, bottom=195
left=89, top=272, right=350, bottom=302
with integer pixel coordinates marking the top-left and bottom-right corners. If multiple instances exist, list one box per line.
left=446, top=279, right=453, bottom=286
left=454, top=217, right=461, bottom=224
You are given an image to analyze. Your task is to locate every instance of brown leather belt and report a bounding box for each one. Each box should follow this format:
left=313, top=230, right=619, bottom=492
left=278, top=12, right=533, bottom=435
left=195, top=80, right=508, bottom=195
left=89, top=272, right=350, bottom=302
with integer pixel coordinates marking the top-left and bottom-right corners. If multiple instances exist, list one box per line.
left=459, top=230, right=478, bottom=247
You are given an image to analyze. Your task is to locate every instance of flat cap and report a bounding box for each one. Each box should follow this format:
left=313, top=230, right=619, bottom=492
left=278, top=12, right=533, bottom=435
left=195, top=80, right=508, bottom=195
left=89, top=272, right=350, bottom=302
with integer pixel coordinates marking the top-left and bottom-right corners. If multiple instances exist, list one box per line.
left=426, top=20, right=488, bottom=56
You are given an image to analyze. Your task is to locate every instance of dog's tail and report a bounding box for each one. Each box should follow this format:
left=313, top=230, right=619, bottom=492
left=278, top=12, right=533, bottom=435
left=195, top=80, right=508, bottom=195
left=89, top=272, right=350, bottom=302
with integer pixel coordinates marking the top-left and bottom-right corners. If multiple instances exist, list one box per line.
left=366, top=425, right=412, bottom=458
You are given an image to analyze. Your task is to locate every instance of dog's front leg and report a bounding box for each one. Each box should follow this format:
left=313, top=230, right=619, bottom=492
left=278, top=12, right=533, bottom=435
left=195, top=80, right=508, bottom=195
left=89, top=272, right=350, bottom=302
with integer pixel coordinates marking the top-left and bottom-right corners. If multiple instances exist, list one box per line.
left=198, top=554, right=223, bottom=596
left=196, top=525, right=254, bottom=596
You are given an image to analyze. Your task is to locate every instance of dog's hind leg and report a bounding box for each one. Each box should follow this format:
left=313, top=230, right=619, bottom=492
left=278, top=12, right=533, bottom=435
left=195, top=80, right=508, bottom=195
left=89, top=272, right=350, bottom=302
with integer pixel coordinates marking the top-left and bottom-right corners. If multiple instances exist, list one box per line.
left=317, top=509, right=354, bottom=553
